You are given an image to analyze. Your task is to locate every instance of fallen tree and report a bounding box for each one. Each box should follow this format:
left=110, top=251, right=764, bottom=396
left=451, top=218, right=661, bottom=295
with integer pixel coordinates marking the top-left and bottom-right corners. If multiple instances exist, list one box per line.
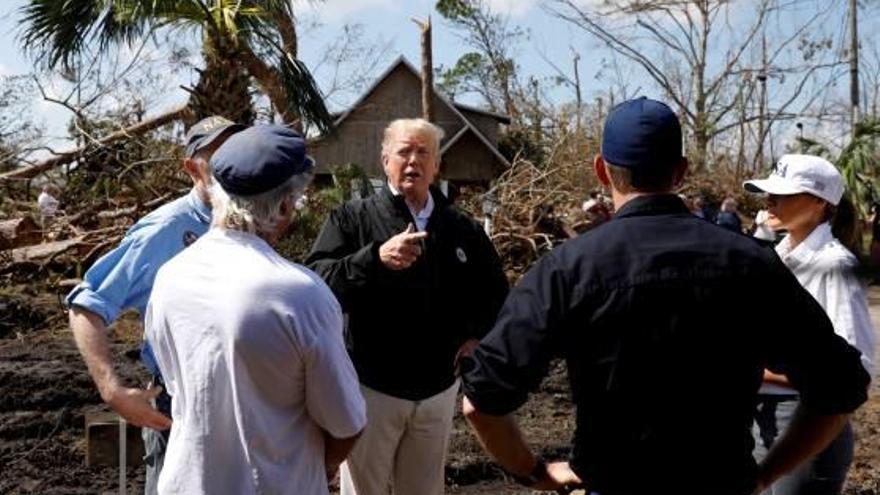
left=0, top=105, right=189, bottom=183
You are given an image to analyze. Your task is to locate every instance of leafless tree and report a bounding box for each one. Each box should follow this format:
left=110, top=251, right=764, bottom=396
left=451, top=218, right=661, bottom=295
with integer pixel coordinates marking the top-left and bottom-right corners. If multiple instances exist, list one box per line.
left=305, top=22, right=393, bottom=110
left=546, top=0, right=845, bottom=171
left=436, top=0, right=525, bottom=119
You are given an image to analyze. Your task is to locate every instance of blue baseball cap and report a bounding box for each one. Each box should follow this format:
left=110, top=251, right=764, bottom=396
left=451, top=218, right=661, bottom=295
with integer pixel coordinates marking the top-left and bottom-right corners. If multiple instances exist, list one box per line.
left=184, top=116, right=245, bottom=158
left=210, top=125, right=315, bottom=196
left=601, top=97, right=682, bottom=170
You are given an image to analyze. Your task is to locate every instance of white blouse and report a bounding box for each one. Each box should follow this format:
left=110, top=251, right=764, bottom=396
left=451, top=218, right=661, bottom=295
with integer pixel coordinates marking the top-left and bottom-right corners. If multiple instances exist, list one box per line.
left=779, top=223, right=874, bottom=372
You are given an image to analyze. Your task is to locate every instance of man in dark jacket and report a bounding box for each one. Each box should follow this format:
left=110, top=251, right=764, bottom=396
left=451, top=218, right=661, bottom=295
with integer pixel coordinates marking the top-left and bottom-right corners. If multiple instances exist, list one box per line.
left=306, top=118, right=509, bottom=495
left=459, top=97, right=870, bottom=495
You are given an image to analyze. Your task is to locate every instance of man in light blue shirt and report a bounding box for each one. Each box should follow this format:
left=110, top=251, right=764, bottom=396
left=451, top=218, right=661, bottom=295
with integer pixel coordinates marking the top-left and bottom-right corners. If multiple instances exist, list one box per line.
left=65, top=116, right=244, bottom=495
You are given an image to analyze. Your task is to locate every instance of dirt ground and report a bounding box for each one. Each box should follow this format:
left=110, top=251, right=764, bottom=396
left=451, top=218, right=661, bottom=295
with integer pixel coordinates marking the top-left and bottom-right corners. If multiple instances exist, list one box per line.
left=0, top=286, right=878, bottom=494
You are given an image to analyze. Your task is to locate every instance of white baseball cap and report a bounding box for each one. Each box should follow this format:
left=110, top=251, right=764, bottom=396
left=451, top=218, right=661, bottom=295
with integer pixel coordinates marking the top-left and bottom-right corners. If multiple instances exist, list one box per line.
left=743, top=154, right=844, bottom=206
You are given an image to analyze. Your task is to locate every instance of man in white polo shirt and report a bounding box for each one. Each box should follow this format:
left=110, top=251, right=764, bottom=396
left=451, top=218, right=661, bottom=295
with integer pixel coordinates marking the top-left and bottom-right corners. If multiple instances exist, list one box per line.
left=146, top=125, right=366, bottom=494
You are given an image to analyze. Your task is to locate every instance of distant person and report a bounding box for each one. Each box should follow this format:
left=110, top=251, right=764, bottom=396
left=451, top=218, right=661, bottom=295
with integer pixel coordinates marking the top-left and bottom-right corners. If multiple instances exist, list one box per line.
left=306, top=118, right=508, bottom=495
left=65, top=116, right=243, bottom=495
left=459, top=97, right=869, bottom=495
left=37, top=184, right=61, bottom=225
left=745, top=153, right=875, bottom=495
left=716, top=197, right=743, bottom=233
left=753, top=209, right=777, bottom=243
left=691, top=195, right=713, bottom=220
left=582, top=190, right=612, bottom=226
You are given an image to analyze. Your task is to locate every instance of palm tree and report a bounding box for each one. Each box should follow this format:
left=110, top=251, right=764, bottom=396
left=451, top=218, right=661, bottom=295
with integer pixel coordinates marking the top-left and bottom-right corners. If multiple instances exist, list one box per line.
left=17, top=0, right=332, bottom=132
left=796, top=118, right=880, bottom=220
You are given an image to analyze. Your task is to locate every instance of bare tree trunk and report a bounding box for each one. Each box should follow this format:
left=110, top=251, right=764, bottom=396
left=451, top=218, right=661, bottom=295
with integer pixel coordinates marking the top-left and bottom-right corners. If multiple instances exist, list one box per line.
left=693, top=128, right=709, bottom=174
left=413, top=17, right=434, bottom=122
left=0, top=105, right=190, bottom=183
left=573, top=51, right=582, bottom=133
left=238, top=47, right=300, bottom=129
left=243, top=9, right=302, bottom=129
left=690, top=0, right=710, bottom=171
left=186, top=38, right=255, bottom=126
left=499, top=68, right=518, bottom=120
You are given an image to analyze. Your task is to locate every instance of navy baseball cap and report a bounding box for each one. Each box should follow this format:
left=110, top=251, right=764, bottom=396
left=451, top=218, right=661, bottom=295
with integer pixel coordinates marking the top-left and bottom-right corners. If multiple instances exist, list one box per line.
left=184, top=116, right=246, bottom=158
left=210, top=124, right=315, bottom=196
left=601, top=97, right=682, bottom=170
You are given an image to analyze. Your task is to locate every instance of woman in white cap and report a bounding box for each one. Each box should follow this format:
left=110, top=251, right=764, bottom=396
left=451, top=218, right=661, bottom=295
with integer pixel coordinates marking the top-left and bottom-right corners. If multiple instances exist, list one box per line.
left=744, top=153, right=875, bottom=495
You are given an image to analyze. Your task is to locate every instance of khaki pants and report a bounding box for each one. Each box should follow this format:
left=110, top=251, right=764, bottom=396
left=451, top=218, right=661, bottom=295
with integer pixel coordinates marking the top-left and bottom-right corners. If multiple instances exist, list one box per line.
left=340, top=381, right=459, bottom=495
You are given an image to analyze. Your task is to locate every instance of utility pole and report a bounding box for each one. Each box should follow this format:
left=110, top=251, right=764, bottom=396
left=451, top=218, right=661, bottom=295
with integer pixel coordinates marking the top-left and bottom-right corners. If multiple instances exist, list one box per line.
left=756, top=34, right=768, bottom=171
left=736, top=78, right=747, bottom=177
left=572, top=48, right=582, bottom=133
left=850, top=0, right=860, bottom=139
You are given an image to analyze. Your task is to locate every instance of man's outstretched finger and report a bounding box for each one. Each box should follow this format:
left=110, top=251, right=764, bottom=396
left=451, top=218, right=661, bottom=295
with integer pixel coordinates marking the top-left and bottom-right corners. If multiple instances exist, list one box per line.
left=400, top=222, right=427, bottom=242
left=403, top=231, right=428, bottom=244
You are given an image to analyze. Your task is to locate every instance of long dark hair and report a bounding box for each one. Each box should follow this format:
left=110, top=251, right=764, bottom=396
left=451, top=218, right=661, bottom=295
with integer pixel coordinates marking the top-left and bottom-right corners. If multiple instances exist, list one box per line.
left=827, top=195, right=862, bottom=257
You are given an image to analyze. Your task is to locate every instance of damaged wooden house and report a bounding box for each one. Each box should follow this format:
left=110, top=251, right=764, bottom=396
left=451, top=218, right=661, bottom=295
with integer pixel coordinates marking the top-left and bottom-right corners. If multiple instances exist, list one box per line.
left=308, top=56, right=511, bottom=192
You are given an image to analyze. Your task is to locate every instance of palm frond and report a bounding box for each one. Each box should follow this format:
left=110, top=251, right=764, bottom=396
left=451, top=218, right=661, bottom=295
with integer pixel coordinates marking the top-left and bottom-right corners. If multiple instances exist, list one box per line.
left=836, top=118, right=880, bottom=217
left=93, top=1, right=155, bottom=56
left=278, top=54, right=333, bottom=133
left=244, top=21, right=332, bottom=132
left=18, top=0, right=331, bottom=132
left=796, top=118, right=880, bottom=218
left=18, top=0, right=105, bottom=69
left=794, top=136, right=832, bottom=160
left=17, top=0, right=208, bottom=70
left=232, top=1, right=287, bottom=45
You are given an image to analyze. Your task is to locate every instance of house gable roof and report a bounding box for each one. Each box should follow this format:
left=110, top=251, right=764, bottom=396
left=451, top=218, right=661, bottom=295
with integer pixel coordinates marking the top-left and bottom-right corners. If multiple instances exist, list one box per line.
left=453, top=102, right=512, bottom=125
left=330, top=56, right=511, bottom=169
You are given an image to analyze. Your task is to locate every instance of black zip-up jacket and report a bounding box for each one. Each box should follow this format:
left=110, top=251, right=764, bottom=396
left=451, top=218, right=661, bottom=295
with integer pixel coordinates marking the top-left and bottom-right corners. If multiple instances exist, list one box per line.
left=461, top=194, right=870, bottom=495
left=306, top=186, right=509, bottom=400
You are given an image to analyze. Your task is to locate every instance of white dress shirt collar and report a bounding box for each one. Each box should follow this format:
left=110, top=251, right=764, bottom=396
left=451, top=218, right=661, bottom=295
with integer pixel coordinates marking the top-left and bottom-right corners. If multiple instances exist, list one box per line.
left=388, top=182, right=434, bottom=231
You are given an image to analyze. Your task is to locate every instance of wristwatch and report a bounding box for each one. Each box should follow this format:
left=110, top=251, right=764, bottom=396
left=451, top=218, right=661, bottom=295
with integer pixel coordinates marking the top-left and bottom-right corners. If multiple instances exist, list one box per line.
left=509, top=457, right=547, bottom=487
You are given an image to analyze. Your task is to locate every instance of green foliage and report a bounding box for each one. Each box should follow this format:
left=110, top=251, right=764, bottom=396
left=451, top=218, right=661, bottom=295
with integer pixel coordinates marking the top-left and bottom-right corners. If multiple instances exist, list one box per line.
left=17, top=0, right=333, bottom=131
left=435, top=0, right=477, bottom=20
left=275, top=185, right=341, bottom=263
left=794, top=137, right=833, bottom=160
left=275, top=164, right=371, bottom=263
left=433, top=0, right=523, bottom=117
left=18, top=0, right=105, bottom=71
left=795, top=118, right=880, bottom=218
left=329, top=163, right=372, bottom=200
left=276, top=51, right=333, bottom=134
left=498, top=127, right=545, bottom=165
left=437, top=52, right=485, bottom=98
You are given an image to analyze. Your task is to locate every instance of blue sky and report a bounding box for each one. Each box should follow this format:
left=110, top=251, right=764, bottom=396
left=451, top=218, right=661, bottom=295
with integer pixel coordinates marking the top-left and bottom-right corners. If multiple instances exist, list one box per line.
left=0, top=0, right=878, bottom=155
left=0, top=0, right=601, bottom=152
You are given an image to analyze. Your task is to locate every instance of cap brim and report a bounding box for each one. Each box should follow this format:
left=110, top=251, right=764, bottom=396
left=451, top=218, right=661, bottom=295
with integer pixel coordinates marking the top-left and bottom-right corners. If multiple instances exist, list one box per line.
left=188, top=123, right=247, bottom=157
left=742, top=176, right=805, bottom=196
